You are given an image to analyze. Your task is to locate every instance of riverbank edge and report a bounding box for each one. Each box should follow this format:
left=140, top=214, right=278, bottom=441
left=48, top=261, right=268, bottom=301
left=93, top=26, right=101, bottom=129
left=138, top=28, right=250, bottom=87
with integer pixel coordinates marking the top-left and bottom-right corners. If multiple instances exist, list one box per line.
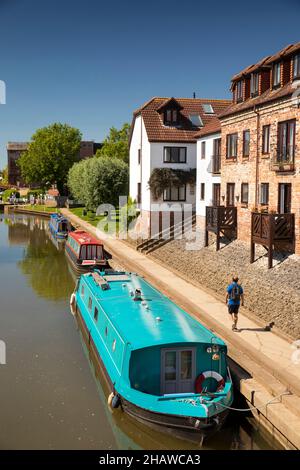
left=5, top=206, right=58, bottom=217
left=61, top=208, right=300, bottom=450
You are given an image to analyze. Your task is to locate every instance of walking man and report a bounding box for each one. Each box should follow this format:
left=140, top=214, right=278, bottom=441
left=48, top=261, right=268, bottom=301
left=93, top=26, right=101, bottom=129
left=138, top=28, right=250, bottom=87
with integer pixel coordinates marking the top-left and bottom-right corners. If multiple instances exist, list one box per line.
left=226, top=276, right=244, bottom=331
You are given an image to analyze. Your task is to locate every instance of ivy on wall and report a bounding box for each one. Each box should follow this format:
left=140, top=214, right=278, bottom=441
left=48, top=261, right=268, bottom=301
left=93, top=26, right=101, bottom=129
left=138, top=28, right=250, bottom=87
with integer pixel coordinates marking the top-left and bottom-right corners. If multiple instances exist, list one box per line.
left=148, top=168, right=196, bottom=200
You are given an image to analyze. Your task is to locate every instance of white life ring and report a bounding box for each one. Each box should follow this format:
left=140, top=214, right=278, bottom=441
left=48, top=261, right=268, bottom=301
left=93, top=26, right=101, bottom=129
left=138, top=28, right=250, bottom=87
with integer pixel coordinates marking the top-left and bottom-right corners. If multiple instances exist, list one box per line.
left=195, top=370, right=225, bottom=393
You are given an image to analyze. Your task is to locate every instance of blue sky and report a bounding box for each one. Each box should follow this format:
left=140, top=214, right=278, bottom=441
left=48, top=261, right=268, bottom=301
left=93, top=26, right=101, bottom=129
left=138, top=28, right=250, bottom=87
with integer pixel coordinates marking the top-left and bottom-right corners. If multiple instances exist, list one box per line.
left=0, top=0, right=299, bottom=168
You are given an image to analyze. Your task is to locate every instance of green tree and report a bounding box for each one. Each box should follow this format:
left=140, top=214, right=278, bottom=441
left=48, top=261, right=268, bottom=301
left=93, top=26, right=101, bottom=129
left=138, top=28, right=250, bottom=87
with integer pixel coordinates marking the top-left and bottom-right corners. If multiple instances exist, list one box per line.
left=0, top=166, right=8, bottom=185
left=68, top=156, right=128, bottom=210
left=18, top=123, right=82, bottom=193
left=95, top=123, right=130, bottom=163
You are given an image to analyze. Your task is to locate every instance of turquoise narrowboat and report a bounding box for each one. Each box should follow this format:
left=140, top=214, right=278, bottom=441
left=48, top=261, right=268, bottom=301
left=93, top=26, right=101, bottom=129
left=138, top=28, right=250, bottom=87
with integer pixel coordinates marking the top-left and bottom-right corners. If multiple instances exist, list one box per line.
left=49, top=213, right=70, bottom=239
left=70, top=270, right=234, bottom=442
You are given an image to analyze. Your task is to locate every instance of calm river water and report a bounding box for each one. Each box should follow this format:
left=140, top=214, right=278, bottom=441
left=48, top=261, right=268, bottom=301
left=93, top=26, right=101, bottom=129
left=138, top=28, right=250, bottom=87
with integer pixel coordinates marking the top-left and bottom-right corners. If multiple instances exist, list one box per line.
left=0, top=212, right=280, bottom=450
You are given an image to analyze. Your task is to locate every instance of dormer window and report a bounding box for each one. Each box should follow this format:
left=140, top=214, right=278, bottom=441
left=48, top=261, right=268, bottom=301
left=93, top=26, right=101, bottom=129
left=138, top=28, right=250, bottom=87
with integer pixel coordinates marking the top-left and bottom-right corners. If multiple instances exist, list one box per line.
left=202, top=104, right=214, bottom=114
left=272, top=62, right=281, bottom=88
left=165, top=109, right=178, bottom=125
left=293, top=53, right=300, bottom=80
left=236, top=80, right=243, bottom=102
left=250, top=73, right=259, bottom=97
left=189, top=114, right=203, bottom=127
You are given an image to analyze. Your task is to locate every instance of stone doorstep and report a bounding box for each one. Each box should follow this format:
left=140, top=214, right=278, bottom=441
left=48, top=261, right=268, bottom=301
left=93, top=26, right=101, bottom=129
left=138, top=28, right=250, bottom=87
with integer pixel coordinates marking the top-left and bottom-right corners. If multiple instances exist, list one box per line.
left=241, top=379, right=300, bottom=450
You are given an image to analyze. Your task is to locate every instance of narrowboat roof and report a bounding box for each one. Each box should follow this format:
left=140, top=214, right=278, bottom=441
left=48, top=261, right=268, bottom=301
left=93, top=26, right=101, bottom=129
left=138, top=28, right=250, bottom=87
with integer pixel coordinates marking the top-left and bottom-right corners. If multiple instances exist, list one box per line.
left=82, top=270, right=225, bottom=350
left=69, top=230, right=103, bottom=246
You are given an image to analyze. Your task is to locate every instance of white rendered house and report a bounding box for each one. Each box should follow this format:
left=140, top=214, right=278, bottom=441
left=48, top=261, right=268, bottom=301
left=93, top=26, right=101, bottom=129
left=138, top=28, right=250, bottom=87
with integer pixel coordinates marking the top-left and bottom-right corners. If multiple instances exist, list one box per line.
left=129, top=97, right=230, bottom=236
left=195, top=119, right=223, bottom=245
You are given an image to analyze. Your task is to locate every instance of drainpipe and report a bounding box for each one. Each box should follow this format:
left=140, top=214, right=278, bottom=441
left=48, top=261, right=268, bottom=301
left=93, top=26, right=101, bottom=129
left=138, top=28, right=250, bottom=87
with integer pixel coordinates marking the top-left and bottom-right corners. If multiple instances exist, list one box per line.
left=253, top=105, right=260, bottom=209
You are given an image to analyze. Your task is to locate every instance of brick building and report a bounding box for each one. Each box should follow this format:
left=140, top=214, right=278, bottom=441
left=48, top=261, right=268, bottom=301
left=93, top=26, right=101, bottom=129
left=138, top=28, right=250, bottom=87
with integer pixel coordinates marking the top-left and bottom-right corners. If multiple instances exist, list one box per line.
left=217, top=42, right=300, bottom=263
left=7, top=140, right=102, bottom=187
left=7, top=142, right=29, bottom=186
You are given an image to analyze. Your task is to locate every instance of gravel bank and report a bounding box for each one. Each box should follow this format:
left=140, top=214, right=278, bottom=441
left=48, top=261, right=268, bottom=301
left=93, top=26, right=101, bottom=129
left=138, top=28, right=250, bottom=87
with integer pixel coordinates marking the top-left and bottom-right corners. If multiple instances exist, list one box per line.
left=150, top=238, right=300, bottom=339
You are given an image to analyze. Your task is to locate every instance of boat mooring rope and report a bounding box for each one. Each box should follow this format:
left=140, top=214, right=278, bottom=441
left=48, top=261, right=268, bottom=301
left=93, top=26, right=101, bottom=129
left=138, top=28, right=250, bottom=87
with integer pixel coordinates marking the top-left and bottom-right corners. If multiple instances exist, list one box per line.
left=214, top=391, right=291, bottom=413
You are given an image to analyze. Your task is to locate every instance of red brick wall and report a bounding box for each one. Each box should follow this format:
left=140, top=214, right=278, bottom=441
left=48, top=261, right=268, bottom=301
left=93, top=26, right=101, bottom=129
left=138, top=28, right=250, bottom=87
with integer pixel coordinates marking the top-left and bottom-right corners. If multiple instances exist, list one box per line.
left=220, top=97, right=300, bottom=254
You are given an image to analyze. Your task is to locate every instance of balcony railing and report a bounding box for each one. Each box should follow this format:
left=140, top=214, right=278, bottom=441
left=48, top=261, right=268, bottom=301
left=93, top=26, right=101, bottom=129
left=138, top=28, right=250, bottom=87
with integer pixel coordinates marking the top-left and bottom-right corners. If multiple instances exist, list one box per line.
left=250, top=212, right=295, bottom=268
left=205, top=206, right=237, bottom=250
left=211, top=154, right=221, bottom=174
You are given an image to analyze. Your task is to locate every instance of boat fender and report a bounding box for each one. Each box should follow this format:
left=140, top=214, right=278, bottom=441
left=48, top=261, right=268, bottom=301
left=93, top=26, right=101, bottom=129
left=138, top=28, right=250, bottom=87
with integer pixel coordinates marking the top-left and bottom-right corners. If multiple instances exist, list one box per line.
left=195, top=371, right=225, bottom=393
left=70, top=293, right=76, bottom=316
left=107, top=392, right=114, bottom=407
left=111, top=394, right=121, bottom=409
left=107, top=392, right=121, bottom=409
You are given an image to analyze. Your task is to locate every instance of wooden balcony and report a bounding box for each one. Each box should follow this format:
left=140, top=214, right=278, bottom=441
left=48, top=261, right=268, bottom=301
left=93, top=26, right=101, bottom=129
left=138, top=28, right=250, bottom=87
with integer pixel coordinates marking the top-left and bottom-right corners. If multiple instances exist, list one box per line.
left=205, top=206, right=237, bottom=251
left=250, top=212, right=295, bottom=268
left=211, top=154, right=221, bottom=174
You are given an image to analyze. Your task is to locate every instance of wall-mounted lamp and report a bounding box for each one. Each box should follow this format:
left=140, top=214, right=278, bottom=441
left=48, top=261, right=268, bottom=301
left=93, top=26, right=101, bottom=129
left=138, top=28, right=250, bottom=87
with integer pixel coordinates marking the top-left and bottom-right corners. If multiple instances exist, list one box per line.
left=236, top=195, right=240, bottom=202
left=221, top=195, right=225, bottom=202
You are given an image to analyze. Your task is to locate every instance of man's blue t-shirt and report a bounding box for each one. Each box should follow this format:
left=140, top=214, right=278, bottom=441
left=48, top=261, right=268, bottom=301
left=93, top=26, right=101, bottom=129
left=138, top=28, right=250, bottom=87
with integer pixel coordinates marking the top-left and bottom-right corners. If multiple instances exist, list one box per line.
left=227, top=283, right=243, bottom=306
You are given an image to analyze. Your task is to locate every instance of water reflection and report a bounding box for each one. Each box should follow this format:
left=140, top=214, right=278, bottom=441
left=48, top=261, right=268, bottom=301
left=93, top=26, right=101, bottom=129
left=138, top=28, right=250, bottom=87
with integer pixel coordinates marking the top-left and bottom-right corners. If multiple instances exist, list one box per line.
left=6, top=213, right=74, bottom=301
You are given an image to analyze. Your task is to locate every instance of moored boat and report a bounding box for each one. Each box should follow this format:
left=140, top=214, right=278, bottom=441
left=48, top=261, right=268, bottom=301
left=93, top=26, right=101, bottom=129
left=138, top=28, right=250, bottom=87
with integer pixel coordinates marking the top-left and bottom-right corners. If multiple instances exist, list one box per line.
left=70, top=270, right=234, bottom=442
left=49, top=213, right=70, bottom=239
left=65, top=230, right=110, bottom=274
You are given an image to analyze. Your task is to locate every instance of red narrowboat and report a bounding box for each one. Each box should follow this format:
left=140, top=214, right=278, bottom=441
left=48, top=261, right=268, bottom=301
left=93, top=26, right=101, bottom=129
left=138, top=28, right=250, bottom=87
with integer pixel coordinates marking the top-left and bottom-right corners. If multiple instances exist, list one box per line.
left=65, top=230, right=110, bottom=273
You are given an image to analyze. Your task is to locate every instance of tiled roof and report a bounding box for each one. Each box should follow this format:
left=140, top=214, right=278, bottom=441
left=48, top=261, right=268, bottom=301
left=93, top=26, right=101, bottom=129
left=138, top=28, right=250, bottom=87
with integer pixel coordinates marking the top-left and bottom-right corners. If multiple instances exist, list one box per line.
left=194, top=117, right=221, bottom=138
left=232, top=42, right=300, bottom=83
left=220, top=81, right=296, bottom=119
left=130, top=97, right=231, bottom=144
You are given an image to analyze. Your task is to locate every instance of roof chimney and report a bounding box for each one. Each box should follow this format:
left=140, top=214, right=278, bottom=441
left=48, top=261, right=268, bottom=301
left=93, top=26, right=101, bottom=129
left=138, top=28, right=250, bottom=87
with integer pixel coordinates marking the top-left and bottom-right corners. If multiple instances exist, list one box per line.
left=193, top=92, right=196, bottom=99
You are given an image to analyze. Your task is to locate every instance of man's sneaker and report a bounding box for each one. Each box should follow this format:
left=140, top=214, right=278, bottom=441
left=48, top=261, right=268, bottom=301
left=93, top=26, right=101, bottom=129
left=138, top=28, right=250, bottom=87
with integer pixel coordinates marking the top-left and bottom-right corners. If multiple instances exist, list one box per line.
left=232, top=324, right=236, bottom=331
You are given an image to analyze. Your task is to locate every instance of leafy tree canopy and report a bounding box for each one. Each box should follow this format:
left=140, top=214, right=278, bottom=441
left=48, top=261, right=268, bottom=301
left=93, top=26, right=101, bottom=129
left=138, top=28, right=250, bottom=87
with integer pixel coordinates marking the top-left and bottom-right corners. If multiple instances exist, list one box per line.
left=68, top=156, right=128, bottom=211
left=95, top=123, right=130, bottom=163
left=0, top=166, right=8, bottom=185
left=18, top=123, right=82, bottom=193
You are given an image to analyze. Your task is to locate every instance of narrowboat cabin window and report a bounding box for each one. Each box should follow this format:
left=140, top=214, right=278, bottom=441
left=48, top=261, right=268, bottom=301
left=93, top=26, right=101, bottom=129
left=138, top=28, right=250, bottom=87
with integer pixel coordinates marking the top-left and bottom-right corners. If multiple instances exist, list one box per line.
left=81, top=285, right=85, bottom=298
left=88, top=297, right=92, bottom=311
left=105, top=326, right=108, bottom=337
left=112, top=339, right=116, bottom=352
left=94, top=307, right=99, bottom=322
left=80, top=244, right=103, bottom=260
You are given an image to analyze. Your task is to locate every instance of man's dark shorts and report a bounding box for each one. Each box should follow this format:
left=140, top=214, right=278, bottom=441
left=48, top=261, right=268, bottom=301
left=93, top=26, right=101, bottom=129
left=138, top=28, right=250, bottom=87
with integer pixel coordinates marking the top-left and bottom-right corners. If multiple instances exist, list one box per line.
left=228, top=304, right=240, bottom=314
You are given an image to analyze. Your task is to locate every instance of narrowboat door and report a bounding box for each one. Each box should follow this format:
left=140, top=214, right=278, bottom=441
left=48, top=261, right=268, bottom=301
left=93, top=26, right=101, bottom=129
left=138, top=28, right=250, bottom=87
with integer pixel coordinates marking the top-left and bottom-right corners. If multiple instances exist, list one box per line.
left=161, top=348, right=195, bottom=394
